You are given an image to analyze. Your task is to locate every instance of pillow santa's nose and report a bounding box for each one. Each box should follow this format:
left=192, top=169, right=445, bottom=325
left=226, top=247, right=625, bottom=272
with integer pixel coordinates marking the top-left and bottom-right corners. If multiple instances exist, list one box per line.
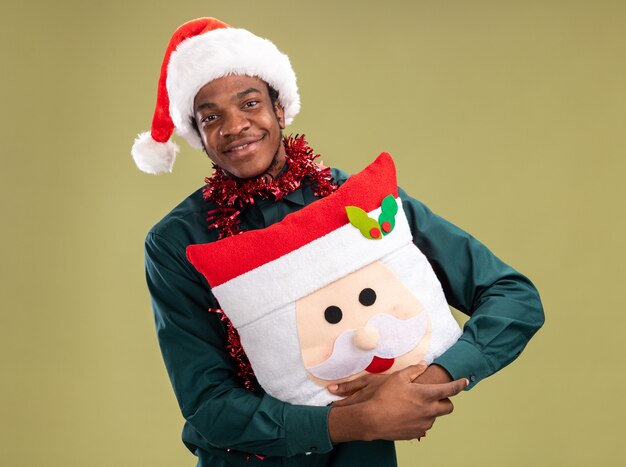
left=354, top=324, right=379, bottom=350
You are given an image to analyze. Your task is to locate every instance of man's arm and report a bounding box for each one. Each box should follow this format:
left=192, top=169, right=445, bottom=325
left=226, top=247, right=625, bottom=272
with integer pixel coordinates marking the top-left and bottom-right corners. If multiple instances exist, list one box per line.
left=147, top=228, right=467, bottom=451
left=329, top=189, right=544, bottom=400
left=145, top=232, right=333, bottom=457
left=400, top=188, right=545, bottom=388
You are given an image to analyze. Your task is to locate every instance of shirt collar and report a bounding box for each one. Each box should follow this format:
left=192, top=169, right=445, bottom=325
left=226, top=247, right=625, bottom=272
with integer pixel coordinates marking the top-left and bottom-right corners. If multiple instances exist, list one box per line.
left=282, top=188, right=306, bottom=206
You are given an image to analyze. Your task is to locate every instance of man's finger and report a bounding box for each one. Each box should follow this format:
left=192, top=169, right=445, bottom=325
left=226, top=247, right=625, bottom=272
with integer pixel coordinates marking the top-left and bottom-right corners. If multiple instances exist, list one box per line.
left=395, top=362, right=428, bottom=383
left=437, top=398, right=454, bottom=416
left=327, top=377, right=369, bottom=396
left=422, top=378, right=468, bottom=400
left=329, top=393, right=360, bottom=407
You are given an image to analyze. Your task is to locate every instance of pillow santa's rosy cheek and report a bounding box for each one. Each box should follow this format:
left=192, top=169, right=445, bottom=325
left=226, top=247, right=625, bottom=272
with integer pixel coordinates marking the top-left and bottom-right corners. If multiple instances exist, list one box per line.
left=295, top=308, right=345, bottom=368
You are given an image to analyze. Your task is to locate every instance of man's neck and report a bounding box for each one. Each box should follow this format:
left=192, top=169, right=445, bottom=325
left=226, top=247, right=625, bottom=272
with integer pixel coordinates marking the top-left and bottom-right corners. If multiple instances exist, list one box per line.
left=260, top=144, right=287, bottom=181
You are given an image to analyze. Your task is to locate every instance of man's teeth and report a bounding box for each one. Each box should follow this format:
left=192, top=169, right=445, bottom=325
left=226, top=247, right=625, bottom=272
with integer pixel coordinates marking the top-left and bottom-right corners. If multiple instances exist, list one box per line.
left=231, top=143, right=248, bottom=151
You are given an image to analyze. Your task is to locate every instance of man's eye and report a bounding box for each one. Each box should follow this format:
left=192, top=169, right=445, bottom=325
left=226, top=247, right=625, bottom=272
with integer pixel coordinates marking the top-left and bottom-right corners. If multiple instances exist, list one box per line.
left=244, top=100, right=259, bottom=108
left=324, top=305, right=343, bottom=324
left=202, top=114, right=217, bottom=123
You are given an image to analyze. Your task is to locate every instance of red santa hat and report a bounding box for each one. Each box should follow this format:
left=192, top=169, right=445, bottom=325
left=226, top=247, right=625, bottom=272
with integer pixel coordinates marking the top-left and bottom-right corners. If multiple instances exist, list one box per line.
left=131, top=17, right=300, bottom=174
left=187, top=152, right=411, bottom=327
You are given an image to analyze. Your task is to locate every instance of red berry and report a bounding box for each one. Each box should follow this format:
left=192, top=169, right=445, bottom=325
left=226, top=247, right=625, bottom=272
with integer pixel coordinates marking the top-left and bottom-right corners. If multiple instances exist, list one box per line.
left=370, top=227, right=381, bottom=239
left=381, top=221, right=391, bottom=233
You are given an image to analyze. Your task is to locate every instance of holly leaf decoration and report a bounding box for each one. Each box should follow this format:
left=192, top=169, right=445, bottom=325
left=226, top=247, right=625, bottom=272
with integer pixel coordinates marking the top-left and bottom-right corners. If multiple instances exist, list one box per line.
left=378, top=195, right=398, bottom=235
left=346, top=206, right=382, bottom=240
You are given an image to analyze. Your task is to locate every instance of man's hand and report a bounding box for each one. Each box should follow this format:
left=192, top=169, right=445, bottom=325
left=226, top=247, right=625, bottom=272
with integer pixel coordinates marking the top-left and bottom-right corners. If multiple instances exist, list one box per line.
left=328, top=365, right=468, bottom=443
left=327, top=373, right=389, bottom=407
left=328, top=362, right=453, bottom=407
left=327, top=367, right=408, bottom=408
left=364, top=365, right=466, bottom=441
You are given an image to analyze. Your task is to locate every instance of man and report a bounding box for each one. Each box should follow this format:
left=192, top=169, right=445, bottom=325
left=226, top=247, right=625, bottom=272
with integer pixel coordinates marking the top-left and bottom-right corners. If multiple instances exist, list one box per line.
left=133, top=18, right=544, bottom=466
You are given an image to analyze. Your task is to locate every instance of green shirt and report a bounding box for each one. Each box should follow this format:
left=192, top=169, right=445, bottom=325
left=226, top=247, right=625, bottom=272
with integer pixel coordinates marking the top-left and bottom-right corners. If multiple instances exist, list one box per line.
left=145, top=168, right=543, bottom=466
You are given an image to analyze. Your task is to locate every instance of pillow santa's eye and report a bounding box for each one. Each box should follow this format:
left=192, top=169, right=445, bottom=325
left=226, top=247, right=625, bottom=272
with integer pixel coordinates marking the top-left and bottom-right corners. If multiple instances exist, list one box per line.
left=324, top=305, right=343, bottom=324
left=359, top=288, right=376, bottom=306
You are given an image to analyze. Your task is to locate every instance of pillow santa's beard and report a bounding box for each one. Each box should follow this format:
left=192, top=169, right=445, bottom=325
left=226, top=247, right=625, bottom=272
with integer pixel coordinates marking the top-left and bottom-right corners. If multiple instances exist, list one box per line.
left=233, top=243, right=461, bottom=406
left=305, top=312, right=429, bottom=380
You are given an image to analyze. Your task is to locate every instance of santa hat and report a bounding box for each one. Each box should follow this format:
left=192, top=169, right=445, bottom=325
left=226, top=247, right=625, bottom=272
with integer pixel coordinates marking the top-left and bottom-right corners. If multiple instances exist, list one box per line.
left=187, top=153, right=409, bottom=325
left=131, top=17, right=300, bottom=174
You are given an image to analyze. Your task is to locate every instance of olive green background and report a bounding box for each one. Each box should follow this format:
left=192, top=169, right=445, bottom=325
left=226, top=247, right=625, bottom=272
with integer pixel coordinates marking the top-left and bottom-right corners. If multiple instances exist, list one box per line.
left=1, top=0, right=624, bottom=465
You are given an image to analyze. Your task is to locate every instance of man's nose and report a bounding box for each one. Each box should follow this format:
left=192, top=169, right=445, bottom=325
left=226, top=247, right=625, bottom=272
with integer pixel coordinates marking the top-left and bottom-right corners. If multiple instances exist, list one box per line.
left=221, top=110, right=250, bottom=136
left=354, top=324, right=379, bottom=350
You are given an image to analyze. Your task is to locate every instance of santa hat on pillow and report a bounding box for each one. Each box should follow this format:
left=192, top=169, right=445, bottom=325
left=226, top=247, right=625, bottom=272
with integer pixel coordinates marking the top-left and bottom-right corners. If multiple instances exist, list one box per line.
left=186, top=153, right=461, bottom=406
left=188, top=153, right=411, bottom=322
left=131, top=17, right=300, bottom=174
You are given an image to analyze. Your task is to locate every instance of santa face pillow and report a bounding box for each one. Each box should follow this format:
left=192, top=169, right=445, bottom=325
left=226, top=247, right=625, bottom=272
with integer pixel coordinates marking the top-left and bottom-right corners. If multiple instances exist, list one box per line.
left=186, top=153, right=462, bottom=406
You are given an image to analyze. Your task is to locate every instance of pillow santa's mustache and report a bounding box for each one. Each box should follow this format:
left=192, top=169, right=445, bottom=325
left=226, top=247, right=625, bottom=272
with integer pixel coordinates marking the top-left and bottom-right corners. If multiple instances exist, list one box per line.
left=305, top=312, right=428, bottom=380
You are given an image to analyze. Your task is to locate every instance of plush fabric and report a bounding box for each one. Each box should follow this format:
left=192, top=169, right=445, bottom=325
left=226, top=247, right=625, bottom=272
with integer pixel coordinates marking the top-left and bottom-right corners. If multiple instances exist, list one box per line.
left=190, top=152, right=398, bottom=287
left=186, top=153, right=462, bottom=405
left=131, top=131, right=179, bottom=174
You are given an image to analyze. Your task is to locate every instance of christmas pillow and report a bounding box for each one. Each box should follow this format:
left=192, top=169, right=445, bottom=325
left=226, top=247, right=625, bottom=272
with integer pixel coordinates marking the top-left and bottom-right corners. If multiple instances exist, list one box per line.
left=186, top=153, right=462, bottom=406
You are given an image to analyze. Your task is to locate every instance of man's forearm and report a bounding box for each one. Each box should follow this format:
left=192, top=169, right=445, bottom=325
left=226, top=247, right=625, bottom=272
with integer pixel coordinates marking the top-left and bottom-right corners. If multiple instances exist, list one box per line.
left=328, top=404, right=373, bottom=443
left=414, top=364, right=453, bottom=384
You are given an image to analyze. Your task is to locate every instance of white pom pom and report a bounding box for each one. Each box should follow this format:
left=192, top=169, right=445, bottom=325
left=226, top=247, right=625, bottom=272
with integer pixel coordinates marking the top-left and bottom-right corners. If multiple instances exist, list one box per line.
left=131, top=132, right=180, bottom=174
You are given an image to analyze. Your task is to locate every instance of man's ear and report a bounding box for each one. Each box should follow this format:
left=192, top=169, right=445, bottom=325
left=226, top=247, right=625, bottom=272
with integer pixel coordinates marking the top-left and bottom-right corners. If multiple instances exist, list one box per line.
left=274, top=101, right=286, bottom=129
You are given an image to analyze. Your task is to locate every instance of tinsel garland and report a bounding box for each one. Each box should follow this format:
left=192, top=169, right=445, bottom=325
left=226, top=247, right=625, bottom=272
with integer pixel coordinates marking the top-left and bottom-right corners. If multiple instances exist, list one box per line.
left=203, top=134, right=338, bottom=392
left=203, top=134, right=337, bottom=239
left=208, top=307, right=258, bottom=392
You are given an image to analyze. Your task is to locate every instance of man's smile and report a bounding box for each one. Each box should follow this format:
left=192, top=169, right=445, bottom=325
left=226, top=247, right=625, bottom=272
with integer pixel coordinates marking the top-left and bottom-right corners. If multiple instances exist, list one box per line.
left=222, top=134, right=266, bottom=156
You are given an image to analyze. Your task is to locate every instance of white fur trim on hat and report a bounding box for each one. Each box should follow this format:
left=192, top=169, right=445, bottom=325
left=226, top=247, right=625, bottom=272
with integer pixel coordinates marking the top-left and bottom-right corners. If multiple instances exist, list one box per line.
left=131, top=132, right=180, bottom=174
left=167, top=28, right=300, bottom=149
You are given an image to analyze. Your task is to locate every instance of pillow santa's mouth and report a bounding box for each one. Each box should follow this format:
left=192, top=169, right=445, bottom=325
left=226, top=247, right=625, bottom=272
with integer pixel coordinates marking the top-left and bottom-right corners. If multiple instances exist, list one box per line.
left=364, top=356, right=395, bottom=373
